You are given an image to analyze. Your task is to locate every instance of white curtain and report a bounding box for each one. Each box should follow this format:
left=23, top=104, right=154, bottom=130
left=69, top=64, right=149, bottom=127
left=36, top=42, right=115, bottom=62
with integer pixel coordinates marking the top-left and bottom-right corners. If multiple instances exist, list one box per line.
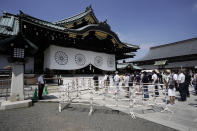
left=44, top=45, right=115, bottom=71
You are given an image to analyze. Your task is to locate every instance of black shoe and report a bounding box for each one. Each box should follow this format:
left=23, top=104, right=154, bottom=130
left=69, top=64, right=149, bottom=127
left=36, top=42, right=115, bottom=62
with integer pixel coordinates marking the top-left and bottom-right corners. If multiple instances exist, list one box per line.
left=39, top=97, right=43, bottom=100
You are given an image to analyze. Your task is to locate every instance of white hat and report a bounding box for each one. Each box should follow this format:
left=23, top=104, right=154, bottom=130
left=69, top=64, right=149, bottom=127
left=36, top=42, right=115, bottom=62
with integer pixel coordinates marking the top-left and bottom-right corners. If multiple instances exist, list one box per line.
left=115, top=71, right=118, bottom=74
left=154, top=69, right=159, bottom=74
left=166, top=69, right=171, bottom=73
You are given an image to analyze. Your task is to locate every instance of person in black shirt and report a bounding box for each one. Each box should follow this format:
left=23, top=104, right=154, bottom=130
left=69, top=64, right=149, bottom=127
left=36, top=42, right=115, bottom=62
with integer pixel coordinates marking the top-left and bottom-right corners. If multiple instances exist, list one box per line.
left=142, top=71, right=149, bottom=99
left=185, top=70, right=191, bottom=97
left=93, top=75, right=99, bottom=91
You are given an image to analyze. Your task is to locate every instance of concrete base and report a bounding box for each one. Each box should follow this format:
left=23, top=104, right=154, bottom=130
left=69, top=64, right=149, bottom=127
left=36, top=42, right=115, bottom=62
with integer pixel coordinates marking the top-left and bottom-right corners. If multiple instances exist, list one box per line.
left=0, top=100, right=32, bottom=110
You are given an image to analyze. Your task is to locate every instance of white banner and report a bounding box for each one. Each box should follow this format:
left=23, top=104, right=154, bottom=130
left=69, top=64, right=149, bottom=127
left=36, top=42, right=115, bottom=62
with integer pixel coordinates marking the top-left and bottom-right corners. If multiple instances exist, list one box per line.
left=44, top=45, right=115, bottom=71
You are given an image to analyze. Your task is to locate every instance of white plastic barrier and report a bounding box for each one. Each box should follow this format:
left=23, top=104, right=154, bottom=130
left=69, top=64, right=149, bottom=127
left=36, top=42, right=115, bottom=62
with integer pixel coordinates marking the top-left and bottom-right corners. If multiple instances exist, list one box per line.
left=58, top=78, right=172, bottom=118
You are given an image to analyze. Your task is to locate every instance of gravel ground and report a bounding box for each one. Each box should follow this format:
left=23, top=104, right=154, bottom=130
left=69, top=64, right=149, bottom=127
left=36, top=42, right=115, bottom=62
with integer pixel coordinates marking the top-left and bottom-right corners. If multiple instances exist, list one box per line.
left=0, top=102, right=178, bottom=131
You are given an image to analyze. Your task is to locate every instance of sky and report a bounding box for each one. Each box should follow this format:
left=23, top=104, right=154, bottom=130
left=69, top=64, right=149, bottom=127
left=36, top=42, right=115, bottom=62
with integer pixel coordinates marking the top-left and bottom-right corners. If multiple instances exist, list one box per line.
left=1, top=0, right=197, bottom=61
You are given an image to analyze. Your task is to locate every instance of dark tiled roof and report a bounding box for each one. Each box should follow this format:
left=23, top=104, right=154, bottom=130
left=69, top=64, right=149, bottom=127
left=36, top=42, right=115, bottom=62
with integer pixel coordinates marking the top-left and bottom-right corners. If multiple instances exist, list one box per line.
left=0, top=11, right=139, bottom=54
left=117, top=63, right=141, bottom=69
left=20, top=12, right=135, bottom=49
left=135, top=37, right=197, bottom=62
left=0, top=12, right=19, bottom=36
left=138, top=60, right=197, bottom=69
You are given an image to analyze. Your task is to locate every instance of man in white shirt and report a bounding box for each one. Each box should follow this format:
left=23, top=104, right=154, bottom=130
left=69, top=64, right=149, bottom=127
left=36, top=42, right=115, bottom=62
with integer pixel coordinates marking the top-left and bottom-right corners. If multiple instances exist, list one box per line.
left=173, top=71, right=178, bottom=91
left=38, top=74, right=45, bottom=100
left=114, top=71, right=120, bottom=93
left=103, top=74, right=109, bottom=91
left=178, top=70, right=186, bottom=101
left=123, top=74, right=130, bottom=87
left=152, top=70, right=159, bottom=96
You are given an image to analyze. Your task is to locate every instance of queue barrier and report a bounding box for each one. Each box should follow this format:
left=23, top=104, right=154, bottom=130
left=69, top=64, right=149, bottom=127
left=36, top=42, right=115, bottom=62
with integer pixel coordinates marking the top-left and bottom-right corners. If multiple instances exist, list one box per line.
left=58, top=78, right=172, bottom=119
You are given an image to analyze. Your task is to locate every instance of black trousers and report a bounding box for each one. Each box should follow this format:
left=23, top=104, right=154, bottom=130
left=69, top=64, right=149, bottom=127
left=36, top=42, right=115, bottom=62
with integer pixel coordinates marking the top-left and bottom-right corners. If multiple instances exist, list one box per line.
left=143, top=86, right=149, bottom=98
left=179, top=83, right=187, bottom=101
left=185, top=83, right=190, bottom=96
left=38, top=84, right=44, bottom=100
left=175, top=82, right=178, bottom=91
left=155, top=85, right=159, bottom=96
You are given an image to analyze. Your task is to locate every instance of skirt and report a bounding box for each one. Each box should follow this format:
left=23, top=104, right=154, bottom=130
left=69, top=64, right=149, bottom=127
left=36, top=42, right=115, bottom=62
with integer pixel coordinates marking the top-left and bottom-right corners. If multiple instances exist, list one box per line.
left=168, top=88, right=175, bottom=96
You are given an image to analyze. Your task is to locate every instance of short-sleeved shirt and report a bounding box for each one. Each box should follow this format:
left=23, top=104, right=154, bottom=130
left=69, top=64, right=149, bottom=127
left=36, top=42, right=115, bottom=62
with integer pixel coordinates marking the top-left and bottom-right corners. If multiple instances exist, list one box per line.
left=142, top=75, right=149, bottom=84
left=178, top=73, right=185, bottom=83
left=104, top=75, right=108, bottom=81
left=166, top=74, right=172, bottom=83
left=124, top=76, right=129, bottom=83
left=173, top=74, right=178, bottom=81
left=38, top=75, right=44, bottom=84
left=152, top=73, right=158, bottom=83
left=114, top=74, right=120, bottom=82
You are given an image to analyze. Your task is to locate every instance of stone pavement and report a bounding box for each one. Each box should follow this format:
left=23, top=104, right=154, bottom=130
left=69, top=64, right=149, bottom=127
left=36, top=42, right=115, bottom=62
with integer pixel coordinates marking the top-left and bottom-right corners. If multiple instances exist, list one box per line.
left=0, top=82, right=197, bottom=131
left=0, top=102, right=177, bottom=131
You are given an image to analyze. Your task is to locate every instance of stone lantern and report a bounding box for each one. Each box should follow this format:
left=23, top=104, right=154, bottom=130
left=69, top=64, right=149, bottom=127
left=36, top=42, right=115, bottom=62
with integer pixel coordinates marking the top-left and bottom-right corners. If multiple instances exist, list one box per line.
left=0, top=33, right=38, bottom=102
left=9, top=43, right=28, bottom=101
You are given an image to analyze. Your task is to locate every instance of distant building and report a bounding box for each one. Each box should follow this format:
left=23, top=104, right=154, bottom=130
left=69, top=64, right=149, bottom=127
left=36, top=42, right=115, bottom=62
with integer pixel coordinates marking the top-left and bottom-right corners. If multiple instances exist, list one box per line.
left=117, top=62, right=142, bottom=73
left=133, top=38, right=197, bottom=70
left=0, top=6, right=139, bottom=75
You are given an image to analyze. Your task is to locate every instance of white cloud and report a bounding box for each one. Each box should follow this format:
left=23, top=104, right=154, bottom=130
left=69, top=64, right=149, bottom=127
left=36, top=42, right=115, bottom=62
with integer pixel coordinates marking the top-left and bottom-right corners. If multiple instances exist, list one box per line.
left=194, top=3, right=197, bottom=8
left=193, top=3, right=197, bottom=10
left=139, top=43, right=155, bottom=50
left=116, top=32, right=140, bottom=44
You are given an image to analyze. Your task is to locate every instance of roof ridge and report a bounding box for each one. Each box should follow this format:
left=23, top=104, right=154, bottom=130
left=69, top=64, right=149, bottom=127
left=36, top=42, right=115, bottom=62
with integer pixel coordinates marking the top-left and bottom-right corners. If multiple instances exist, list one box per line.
left=150, top=37, right=197, bottom=49
left=54, top=6, right=92, bottom=24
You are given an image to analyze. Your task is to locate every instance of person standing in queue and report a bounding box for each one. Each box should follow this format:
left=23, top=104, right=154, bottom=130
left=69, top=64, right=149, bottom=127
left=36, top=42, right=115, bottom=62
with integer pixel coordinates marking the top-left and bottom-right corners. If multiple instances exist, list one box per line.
left=114, top=71, right=120, bottom=93
left=38, top=74, right=45, bottom=100
left=173, top=70, right=178, bottom=91
left=185, top=70, right=191, bottom=97
left=165, top=70, right=176, bottom=105
left=142, top=71, right=149, bottom=100
left=123, top=73, right=130, bottom=97
left=194, top=71, right=197, bottom=95
left=93, top=74, right=99, bottom=91
left=152, top=70, right=159, bottom=97
left=178, top=70, right=186, bottom=101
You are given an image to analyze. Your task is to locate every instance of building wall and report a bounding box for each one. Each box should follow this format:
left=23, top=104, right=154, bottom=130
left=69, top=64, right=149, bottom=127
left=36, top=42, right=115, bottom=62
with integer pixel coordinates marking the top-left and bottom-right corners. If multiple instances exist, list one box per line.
left=0, top=55, right=10, bottom=69
left=0, top=55, right=34, bottom=73
left=25, top=57, right=34, bottom=73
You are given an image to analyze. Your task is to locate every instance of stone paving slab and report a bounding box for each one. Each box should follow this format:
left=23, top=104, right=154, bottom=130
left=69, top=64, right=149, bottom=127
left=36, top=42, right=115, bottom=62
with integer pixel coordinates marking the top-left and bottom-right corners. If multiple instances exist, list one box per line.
left=39, top=86, right=197, bottom=131
left=1, top=82, right=197, bottom=131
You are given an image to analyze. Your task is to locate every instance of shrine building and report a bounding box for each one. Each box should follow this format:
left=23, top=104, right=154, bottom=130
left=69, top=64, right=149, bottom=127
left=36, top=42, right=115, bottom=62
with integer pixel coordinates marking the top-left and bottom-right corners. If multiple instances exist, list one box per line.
left=0, top=6, right=139, bottom=75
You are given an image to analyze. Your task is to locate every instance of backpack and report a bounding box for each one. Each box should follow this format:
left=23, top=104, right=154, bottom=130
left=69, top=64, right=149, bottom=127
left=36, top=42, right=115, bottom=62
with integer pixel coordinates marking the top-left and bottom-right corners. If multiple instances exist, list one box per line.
left=168, top=75, right=175, bottom=89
